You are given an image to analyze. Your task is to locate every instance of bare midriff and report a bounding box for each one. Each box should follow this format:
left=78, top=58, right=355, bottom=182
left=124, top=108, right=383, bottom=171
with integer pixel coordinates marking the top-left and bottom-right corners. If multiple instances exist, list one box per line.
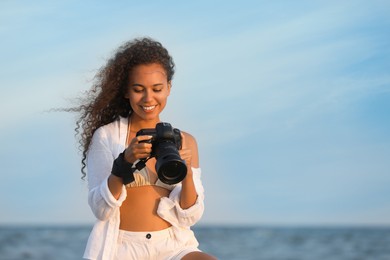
left=119, top=185, right=172, bottom=231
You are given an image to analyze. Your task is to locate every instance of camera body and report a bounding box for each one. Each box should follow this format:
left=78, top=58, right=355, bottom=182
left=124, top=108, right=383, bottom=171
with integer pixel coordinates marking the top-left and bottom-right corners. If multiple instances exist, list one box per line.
left=136, top=122, right=187, bottom=184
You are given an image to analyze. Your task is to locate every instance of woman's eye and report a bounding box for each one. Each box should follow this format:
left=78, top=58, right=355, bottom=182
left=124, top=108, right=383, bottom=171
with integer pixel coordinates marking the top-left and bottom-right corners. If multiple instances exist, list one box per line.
left=132, top=88, right=143, bottom=93
left=153, top=88, right=162, bottom=92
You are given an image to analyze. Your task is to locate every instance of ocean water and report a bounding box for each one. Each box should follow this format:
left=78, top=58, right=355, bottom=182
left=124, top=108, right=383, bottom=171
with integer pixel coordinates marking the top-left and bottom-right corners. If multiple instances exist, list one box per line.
left=0, top=225, right=389, bottom=260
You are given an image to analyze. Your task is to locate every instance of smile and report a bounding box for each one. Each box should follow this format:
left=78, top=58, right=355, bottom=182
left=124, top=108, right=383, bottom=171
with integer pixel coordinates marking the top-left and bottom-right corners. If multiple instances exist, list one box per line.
left=142, top=105, right=156, bottom=111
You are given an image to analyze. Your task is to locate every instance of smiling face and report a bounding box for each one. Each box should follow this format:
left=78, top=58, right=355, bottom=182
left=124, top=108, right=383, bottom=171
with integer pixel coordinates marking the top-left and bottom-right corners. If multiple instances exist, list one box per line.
left=125, top=63, right=171, bottom=125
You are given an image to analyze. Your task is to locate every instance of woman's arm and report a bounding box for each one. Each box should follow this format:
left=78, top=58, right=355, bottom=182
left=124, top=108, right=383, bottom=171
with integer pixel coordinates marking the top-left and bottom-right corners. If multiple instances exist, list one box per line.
left=155, top=131, right=206, bottom=227
left=179, top=132, right=199, bottom=209
left=87, top=127, right=127, bottom=221
left=157, top=167, right=205, bottom=227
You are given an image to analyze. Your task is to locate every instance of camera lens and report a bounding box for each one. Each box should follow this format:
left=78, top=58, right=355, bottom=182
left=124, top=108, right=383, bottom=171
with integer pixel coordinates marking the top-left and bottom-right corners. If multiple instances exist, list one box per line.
left=157, top=159, right=187, bottom=184
left=155, top=142, right=187, bottom=184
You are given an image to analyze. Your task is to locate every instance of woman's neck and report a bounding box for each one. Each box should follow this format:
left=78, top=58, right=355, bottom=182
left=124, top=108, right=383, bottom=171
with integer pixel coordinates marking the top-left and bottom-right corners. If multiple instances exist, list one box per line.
left=129, top=115, right=161, bottom=131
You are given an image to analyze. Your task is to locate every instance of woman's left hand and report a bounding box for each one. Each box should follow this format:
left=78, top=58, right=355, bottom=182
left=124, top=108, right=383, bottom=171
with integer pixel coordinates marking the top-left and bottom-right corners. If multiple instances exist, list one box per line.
left=179, top=133, right=193, bottom=177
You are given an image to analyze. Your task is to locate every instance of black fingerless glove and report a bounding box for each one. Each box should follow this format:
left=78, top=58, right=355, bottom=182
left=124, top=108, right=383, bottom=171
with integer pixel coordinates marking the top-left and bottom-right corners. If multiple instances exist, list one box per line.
left=111, top=151, right=136, bottom=185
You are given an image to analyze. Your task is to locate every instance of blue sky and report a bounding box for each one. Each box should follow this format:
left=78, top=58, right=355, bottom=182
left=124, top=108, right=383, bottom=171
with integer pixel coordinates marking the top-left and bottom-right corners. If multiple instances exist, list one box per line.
left=1, top=0, right=389, bottom=226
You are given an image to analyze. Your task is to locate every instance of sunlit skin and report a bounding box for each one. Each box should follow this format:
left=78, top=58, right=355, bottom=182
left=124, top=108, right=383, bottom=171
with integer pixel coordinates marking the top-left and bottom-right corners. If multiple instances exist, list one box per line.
left=106, top=63, right=216, bottom=259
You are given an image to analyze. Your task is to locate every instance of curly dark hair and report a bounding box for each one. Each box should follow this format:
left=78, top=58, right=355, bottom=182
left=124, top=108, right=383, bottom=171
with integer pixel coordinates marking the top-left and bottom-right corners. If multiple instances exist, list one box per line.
left=72, top=37, right=175, bottom=179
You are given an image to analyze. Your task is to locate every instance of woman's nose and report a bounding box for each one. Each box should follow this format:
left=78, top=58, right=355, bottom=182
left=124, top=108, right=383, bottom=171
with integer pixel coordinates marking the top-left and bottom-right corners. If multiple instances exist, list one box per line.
left=143, top=89, right=153, bottom=102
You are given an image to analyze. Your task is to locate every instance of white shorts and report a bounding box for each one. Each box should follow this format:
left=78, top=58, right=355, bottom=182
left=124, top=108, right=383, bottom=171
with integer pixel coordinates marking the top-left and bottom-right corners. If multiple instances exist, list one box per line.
left=114, top=227, right=201, bottom=260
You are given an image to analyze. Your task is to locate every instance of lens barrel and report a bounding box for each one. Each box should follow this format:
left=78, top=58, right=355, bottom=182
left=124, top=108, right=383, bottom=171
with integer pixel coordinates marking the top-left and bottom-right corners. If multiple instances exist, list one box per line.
left=155, top=142, right=187, bottom=184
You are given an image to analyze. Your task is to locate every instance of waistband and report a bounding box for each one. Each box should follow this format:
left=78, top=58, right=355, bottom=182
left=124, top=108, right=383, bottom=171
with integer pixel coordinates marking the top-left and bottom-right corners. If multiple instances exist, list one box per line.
left=118, top=227, right=174, bottom=242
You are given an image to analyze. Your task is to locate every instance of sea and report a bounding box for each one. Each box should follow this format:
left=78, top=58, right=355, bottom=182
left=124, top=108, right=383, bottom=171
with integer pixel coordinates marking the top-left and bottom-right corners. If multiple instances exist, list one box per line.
left=0, top=225, right=389, bottom=260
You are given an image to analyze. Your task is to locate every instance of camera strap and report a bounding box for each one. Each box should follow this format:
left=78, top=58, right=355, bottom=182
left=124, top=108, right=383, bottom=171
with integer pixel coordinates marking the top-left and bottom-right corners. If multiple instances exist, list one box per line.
left=111, top=151, right=136, bottom=185
left=134, top=157, right=151, bottom=171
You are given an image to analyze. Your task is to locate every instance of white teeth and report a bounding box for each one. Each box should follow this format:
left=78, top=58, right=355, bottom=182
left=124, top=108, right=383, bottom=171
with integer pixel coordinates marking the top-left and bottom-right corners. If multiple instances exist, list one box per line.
left=142, top=105, right=156, bottom=111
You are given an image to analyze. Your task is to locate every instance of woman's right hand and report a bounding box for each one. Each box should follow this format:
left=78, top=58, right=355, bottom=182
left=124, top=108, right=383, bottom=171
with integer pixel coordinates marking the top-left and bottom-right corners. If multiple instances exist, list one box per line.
left=124, top=135, right=153, bottom=163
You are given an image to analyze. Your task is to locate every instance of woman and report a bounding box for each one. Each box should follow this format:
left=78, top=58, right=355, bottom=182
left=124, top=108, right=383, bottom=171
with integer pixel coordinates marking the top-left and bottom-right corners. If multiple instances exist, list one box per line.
left=75, top=38, right=216, bottom=259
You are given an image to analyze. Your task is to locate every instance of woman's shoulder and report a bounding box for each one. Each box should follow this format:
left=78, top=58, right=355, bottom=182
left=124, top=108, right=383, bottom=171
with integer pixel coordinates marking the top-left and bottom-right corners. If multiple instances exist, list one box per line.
left=181, top=130, right=196, bottom=142
left=96, top=116, right=127, bottom=133
left=181, top=130, right=198, bottom=150
left=93, top=116, right=127, bottom=142
left=90, top=117, right=127, bottom=154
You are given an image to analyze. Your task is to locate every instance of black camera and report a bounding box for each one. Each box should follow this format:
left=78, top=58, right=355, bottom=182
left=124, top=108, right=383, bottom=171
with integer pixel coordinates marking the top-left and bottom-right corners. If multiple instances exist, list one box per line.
left=136, top=122, right=187, bottom=184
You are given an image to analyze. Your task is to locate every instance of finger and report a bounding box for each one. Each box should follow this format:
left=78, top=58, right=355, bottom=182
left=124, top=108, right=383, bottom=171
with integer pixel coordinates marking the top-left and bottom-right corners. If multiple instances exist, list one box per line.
left=137, top=150, right=151, bottom=159
left=125, top=140, right=152, bottom=161
left=180, top=132, right=187, bottom=149
left=137, top=142, right=152, bottom=153
left=136, top=135, right=154, bottom=143
left=179, top=149, right=192, bottom=163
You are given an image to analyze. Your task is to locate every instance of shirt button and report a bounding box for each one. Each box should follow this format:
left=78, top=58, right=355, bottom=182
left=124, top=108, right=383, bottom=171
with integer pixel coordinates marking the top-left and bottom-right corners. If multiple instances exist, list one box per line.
left=146, top=233, right=151, bottom=239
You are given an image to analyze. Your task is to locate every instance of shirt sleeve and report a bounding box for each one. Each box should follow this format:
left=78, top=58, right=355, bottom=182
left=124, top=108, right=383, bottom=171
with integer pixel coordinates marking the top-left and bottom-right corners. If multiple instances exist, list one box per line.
left=86, top=127, right=127, bottom=221
left=157, top=167, right=205, bottom=227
